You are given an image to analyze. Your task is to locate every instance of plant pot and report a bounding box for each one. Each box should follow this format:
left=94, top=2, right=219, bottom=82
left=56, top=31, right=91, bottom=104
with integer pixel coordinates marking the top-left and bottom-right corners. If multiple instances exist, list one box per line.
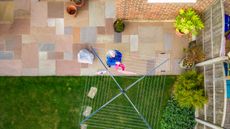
left=176, top=30, right=185, bottom=37
left=179, top=58, right=195, bottom=70
left=73, top=0, right=84, bottom=7
left=113, top=20, right=125, bottom=33
left=67, top=5, right=77, bottom=15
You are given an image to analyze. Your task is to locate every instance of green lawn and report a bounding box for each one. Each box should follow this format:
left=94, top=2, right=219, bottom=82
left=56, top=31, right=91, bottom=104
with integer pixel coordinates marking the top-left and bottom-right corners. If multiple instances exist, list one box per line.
left=0, top=76, right=176, bottom=129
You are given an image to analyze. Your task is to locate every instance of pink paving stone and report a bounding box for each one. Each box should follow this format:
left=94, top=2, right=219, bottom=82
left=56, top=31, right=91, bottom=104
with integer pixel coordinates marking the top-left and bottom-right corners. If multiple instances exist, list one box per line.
left=0, top=60, right=22, bottom=75
left=47, top=1, right=64, bottom=18
left=97, top=27, right=105, bottom=34
left=105, top=18, right=114, bottom=34
left=80, top=63, right=88, bottom=68
left=0, top=44, right=4, bottom=51
left=56, top=60, right=80, bottom=75
left=73, top=27, right=80, bottom=43
left=14, top=0, right=30, bottom=12
left=31, top=27, right=56, bottom=36
left=48, top=52, right=64, bottom=60
left=5, top=35, right=22, bottom=51
left=55, top=35, right=73, bottom=52
left=22, top=44, right=38, bottom=68
left=5, top=35, right=22, bottom=59
left=9, top=19, right=30, bottom=34
left=129, top=52, right=140, bottom=58
left=22, top=68, right=38, bottom=76
left=31, top=1, right=47, bottom=27
left=0, top=24, right=11, bottom=36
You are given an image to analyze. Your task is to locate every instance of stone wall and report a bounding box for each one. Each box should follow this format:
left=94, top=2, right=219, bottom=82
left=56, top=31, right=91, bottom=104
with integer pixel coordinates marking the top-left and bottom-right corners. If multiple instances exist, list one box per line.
left=116, top=0, right=216, bottom=20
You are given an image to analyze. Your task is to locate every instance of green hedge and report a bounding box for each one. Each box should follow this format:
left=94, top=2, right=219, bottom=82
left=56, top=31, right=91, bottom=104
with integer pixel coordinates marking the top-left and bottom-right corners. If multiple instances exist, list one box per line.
left=160, top=97, right=196, bottom=129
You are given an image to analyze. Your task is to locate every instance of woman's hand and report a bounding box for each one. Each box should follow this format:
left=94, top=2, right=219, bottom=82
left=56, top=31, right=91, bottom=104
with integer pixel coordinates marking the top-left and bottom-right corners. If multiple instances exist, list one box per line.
left=115, top=62, right=121, bottom=65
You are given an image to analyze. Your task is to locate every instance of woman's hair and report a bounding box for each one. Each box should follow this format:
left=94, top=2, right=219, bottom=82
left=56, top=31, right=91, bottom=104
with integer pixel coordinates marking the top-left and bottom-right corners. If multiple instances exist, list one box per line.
left=106, top=50, right=115, bottom=57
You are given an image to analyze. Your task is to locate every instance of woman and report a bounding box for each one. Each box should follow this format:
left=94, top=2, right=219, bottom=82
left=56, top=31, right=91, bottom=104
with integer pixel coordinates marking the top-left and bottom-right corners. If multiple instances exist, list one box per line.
left=106, top=50, right=122, bottom=67
left=105, top=50, right=137, bottom=75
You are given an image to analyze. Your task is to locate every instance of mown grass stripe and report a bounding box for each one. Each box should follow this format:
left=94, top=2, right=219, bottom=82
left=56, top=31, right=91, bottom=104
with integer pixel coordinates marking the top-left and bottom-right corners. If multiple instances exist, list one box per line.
left=155, top=75, right=166, bottom=129
left=146, top=76, right=157, bottom=124
left=144, top=76, right=155, bottom=124
left=152, top=75, right=163, bottom=128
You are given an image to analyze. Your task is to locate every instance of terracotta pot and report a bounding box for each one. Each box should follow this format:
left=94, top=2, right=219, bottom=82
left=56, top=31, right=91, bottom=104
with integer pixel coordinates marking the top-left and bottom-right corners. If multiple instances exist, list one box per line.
left=73, top=0, right=84, bottom=7
left=176, top=30, right=185, bottom=37
left=67, top=5, right=77, bottom=15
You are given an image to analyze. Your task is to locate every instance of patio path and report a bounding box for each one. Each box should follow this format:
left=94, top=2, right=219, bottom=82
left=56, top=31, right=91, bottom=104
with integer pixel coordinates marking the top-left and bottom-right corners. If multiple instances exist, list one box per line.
left=0, top=0, right=188, bottom=76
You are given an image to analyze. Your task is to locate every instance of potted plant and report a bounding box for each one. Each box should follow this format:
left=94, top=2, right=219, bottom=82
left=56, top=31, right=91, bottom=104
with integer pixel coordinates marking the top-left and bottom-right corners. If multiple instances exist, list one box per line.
left=72, top=0, right=84, bottom=7
left=175, top=8, right=204, bottom=36
left=66, top=4, right=77, bottom=15
left=180, top=44, right=205, bottom=69
left=113, top=19, right=125, bottom=33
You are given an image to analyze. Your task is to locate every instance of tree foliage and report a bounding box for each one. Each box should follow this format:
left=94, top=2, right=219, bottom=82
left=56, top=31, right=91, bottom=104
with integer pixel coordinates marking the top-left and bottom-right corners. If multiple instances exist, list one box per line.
left=174, top=70, right=207, bottom=109
left=160, top=98, right=196, bottom=129
left=175, top=8, right=204, bottom=35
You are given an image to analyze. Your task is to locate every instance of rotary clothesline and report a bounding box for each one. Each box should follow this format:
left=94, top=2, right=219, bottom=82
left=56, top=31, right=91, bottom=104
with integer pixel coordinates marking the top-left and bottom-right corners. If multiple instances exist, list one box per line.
left=80, top=46, right=169, bottom=129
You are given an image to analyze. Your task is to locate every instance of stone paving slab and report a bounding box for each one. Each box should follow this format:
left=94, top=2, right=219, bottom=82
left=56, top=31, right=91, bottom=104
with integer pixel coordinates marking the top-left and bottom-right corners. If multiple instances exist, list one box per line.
left=130, top=35, right=138, bottom=52
left=89, top=0, right=105, bottom=26
left=39, top=43, right=55, bottom=52
left=22, top=44, right=38, bottom=68
left=114, top=32, right=122, bottom=43
left=31, top=1, right=47, bottom=27
left=105, top=18, right=114, bottom=34
left=22, top=68, right=38, bottom=76
left=0, top=60, right=22, bottom=75
left=56, top=60, right=80, bottom=75
left=64, top=52, right=73, bottom=60
left=164, top=33, right=173, bottom=51
left=39, top=52, right=48, bottom=60
left=47, top=18, right=56, bottom=27
left=9, top=19, right=30, bottom=34
left=64, top=26, right=73, bottom=35
left=105, top=0, right=115, bottom=18
left=55, top=18, right=64, bottom=35
left=48, top=1, right=64, bottom=18
left=39, top=60, right=55, bottom=75
left=80, top=27, right=97, bottom=43
left=139, top=26, right=163, bottom=43
left=0, top=51, right=13, bottom=60
left=14, top=0, right=30, bottom=14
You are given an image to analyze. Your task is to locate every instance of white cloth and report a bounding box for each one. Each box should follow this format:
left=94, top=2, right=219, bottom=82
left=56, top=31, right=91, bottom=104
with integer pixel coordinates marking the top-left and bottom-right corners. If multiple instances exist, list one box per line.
left=78, top=49, right=94, bottom=64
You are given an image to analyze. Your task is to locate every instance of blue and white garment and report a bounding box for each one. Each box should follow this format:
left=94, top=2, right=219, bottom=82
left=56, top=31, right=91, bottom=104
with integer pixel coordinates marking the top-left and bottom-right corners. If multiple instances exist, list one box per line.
left=106, top=50, right=122, bottom=67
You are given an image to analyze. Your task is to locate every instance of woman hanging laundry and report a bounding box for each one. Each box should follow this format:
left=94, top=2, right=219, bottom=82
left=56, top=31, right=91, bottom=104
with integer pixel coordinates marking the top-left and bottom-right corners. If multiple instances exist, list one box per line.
left=104, top=49, right=137, bottom=75
left=106, top=50, right=125, bottom=71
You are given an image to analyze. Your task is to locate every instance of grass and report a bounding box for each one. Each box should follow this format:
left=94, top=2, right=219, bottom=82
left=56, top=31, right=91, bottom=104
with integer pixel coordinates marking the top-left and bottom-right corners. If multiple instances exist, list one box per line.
left=0, top=76, right=176, bottom=129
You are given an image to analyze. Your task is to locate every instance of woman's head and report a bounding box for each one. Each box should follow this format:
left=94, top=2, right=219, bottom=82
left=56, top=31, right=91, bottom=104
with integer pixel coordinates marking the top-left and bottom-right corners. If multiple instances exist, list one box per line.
left=107, top=50, right=116, bottom=58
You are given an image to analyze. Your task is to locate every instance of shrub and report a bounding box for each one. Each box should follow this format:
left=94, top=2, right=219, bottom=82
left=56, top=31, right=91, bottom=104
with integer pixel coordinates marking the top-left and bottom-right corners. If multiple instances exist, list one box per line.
left=185, top=45, right=205, bottom=64
left=181, top=43, right=205, bottom=69
left=160, top=97, right=196, bottom=129
left=175, top=8, right=204, bottom=35
left=174, top=70, right=207, bottom=109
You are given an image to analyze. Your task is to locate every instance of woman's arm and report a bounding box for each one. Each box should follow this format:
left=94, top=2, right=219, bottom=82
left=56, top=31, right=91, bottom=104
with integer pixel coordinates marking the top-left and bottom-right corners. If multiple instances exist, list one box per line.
left=115, top=50, right=122, bottom=62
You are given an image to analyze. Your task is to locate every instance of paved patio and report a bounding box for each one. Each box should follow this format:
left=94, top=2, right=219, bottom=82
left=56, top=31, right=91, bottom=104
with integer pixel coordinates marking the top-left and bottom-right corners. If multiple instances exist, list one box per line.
left=0, top=0, right=188, bottom=76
